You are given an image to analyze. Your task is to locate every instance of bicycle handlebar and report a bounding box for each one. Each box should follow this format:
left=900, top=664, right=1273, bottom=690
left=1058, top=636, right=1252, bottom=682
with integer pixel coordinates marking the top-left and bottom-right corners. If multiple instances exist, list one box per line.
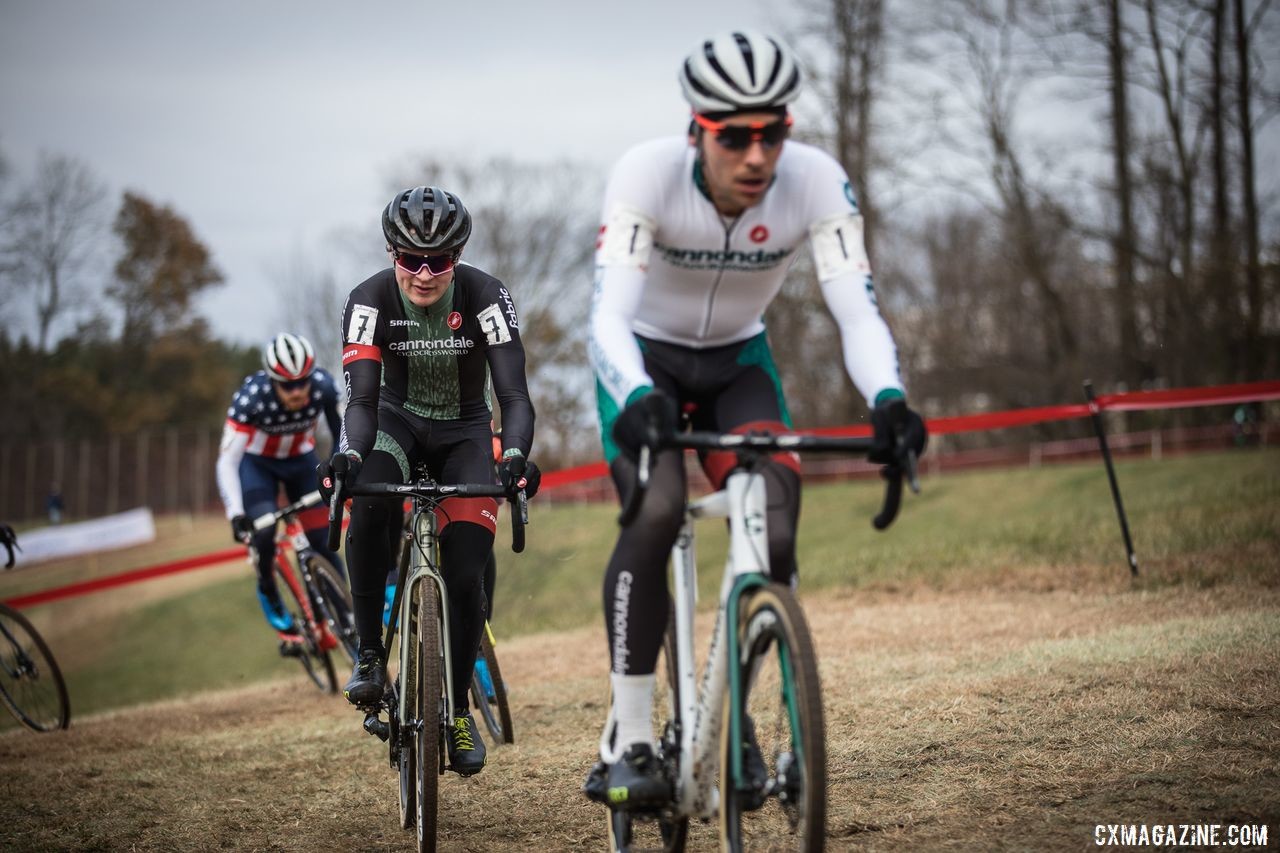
left=250, top=490, right=323, bottom=533
left=617, top=429, right=920, bottom=530
left=326, top=479, right=529, bottom=554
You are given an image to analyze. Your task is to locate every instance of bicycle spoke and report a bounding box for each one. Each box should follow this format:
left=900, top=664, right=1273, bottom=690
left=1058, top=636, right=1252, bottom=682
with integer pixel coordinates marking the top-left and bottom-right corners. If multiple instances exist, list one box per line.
left=0, top=604, right=70, bottom=732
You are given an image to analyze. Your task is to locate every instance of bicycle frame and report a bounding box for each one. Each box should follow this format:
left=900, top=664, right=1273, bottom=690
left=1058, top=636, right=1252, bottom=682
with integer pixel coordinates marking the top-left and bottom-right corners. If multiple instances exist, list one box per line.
left=393, top=502, right=457, bottom=733
left=609, top=428, right=915, bottom=826
left=669, top=466, right=770, bottom=820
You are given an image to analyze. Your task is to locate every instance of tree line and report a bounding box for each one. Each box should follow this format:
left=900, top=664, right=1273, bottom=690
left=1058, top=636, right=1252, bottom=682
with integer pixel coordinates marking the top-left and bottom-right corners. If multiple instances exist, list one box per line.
left=0, top=156, right=257, bottom=443
left=3, top=0, right=1277, bottom=468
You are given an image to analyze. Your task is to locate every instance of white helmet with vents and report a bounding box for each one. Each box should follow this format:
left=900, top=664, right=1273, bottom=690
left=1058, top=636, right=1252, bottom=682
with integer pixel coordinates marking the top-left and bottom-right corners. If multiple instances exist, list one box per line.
left=263, top=333, right=315, bottom=382
left=679, top=30, right=803, bottom=114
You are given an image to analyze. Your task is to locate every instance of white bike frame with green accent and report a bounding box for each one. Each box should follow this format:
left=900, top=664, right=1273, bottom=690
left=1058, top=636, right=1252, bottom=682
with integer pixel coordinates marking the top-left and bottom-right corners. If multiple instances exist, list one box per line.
left=669, top=466, right=772, bottom=820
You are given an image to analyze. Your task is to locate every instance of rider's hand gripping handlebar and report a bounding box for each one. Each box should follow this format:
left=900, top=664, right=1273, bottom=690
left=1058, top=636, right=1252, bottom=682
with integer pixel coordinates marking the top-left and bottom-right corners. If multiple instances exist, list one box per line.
left=617, top=421, right=920, bottom=531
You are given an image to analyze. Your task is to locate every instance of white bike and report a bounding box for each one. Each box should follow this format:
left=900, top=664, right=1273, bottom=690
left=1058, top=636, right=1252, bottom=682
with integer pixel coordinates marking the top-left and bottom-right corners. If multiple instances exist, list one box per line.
left=597, top=429, right=916, bottom=853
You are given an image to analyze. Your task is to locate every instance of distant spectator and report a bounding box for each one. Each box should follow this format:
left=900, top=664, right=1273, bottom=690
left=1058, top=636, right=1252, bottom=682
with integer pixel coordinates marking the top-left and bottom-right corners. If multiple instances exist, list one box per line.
left=46, top=484, right=64, bottom=525
left=1233, top=403, right=1259, bottom=447
left=1, top=522, right=18, bottom=568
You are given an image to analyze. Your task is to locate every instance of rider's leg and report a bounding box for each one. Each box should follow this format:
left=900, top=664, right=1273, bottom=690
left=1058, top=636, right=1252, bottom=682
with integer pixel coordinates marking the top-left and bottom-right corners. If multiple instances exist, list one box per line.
left=601, top=448, right=687, bottom=759
left=483, top=547, right=497, bottom=622
left=346, top=449, right=405, bottom=653
left=704, top=356, right=802, bottom=585
left=238, top=458, right=291, bottom=628
left=435, top=506, right=496, bottom=712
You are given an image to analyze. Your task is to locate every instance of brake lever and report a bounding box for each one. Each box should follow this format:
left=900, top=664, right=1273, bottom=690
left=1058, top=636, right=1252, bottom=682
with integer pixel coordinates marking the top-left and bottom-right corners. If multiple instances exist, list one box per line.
left=905, top=449, right=920, bottom=494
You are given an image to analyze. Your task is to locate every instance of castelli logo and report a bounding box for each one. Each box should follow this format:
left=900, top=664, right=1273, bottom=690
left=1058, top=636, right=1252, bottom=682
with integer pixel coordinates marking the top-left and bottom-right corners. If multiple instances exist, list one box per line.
left=749, top=225, right=769, bottom=243
left=447, top=312, right=462, bottom=330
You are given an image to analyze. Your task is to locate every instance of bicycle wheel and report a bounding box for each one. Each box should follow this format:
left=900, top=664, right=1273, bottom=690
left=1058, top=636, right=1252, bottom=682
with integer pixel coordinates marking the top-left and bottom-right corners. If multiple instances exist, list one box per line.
left=470, top=624, right=514, bottom=744
left=394, top=679, right=416, bottom=831
left=606, top=602, right=687, bottom=853
left=274, top=563, right=338, bottom=693
left=0, top=603, right=70, bottom=732
left=719, top=584, right=825, bottom=852
left=309, top=556, right=358, bottom=665
left=415, top=578, right=443, bottom=853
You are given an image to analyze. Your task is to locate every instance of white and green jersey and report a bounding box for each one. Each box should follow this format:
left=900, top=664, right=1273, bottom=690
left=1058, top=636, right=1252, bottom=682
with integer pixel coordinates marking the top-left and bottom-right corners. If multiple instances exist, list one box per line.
left=589, top=136, right=904, bottom=413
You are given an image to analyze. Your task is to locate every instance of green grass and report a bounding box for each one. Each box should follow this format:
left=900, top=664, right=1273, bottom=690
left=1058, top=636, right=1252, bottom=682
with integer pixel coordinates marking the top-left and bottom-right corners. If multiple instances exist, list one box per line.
left=59, top=574, right=306, bottom=718
left=4, top=447, right=1276, bottom=725
left=498, top=448, right=1279, bottom=634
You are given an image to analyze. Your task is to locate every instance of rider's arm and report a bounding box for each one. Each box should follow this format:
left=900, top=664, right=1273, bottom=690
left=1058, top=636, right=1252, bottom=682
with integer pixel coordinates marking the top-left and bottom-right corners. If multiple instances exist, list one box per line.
left=588, top=145, right=664, bottom=414
left=338, top=288, right=384, bottom=462
left=215, top=419, right=250, bottom=520
left=481, top=282, right=536, bottom=458
left=804, top=151, right=906, bottom=405
left=315, top=368, right=344, bottom=448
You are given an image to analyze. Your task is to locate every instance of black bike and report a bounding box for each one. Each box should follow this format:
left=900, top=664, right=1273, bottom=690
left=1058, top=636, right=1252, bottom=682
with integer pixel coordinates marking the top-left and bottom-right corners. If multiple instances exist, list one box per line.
left=0, top=525, right=71, bottom=732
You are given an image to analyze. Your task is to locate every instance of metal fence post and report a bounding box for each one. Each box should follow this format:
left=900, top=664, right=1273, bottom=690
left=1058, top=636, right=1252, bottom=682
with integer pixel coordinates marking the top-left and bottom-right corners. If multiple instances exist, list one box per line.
left=1084, top=380, right=1139, bottom=577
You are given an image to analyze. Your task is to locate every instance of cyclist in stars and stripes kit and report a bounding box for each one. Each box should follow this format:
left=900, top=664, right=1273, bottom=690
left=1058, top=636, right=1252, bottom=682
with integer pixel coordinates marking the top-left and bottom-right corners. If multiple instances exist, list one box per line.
left=316, top=186, right=540, bottom=776
left=584, top=30, right=929, bottom=807
left=215, top=332, right=345, bottom=644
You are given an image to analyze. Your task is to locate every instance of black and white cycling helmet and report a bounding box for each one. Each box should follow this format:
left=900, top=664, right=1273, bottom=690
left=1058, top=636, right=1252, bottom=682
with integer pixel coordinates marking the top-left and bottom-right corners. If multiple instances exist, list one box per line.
left=679, top=30, right=803, bottom=115
left=263, top=332, right=316, bottom=383
left=382, top=186, right=472, bottom=254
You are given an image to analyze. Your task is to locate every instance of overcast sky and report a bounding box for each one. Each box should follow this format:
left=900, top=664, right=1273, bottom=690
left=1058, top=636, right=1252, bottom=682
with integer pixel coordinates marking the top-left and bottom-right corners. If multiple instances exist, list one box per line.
left=1, top=0, right=789, bottom=346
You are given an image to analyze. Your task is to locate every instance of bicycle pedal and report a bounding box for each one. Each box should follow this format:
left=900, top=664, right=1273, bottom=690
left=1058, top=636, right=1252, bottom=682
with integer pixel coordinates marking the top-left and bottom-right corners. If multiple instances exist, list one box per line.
left=278, top=638, right=305, bottom=658
left=362, top=712, right=390, bottom=742
left=583, top=761, right=608, bottom=804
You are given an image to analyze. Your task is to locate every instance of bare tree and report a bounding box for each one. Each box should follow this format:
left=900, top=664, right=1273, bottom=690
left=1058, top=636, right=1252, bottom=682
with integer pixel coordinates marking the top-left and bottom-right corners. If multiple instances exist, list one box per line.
left=1236, top=0, right=1269, bottom=374
left=0, top=153, right=108, bottom=351
left=269, top=242, right=346, bottom=376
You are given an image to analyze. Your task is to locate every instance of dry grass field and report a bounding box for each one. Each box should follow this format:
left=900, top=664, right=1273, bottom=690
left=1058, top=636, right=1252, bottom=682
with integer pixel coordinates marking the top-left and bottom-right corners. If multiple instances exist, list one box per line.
left=1, top=450, right=1276, bottom=850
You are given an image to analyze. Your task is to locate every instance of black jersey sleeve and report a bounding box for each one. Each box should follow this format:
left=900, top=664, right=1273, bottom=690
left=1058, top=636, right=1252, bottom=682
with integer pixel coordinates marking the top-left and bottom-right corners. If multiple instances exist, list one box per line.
left=338, top=280, right=387, bottom=460
left=314, top=368, right=343, bottom=445
left=478, top=281, right=536, bottom=457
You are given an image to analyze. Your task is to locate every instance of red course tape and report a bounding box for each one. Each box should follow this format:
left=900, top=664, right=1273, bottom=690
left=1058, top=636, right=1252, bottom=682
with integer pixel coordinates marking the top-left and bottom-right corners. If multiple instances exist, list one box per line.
left=5, top=379, right=1276, bottom=609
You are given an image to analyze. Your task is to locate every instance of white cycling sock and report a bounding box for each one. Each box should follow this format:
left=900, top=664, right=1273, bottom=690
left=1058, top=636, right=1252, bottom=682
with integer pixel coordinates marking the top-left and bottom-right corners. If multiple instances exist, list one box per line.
left=608, top=672, right=655, bottom=761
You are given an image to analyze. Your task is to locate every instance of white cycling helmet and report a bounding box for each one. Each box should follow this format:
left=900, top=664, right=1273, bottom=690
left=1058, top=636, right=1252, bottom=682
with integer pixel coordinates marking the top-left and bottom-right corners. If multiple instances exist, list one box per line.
left=679, top=30, right=803, bottom=114
left=263, top=333, right=316, bottom=382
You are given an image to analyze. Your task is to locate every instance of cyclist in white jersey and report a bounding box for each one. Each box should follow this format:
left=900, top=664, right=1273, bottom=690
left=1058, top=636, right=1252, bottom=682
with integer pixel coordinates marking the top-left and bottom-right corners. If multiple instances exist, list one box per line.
left=586, top=30, right=928, bottom=807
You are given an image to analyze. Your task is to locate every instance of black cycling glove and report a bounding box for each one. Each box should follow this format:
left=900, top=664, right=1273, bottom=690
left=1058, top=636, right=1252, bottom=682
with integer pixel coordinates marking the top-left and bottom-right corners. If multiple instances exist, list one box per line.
left=869, top=398, right=928, bottom=465
left=612, top=389, right=678, bottom=462
left=317, top=451, right=362, bottom=503
left=497, top=454, right=542, bottom=499
left=229, top=514, right=253, bottom=544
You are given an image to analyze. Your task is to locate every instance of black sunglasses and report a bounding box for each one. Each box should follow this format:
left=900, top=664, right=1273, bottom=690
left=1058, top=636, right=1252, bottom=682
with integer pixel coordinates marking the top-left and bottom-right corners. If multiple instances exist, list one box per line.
left=693, top=113, right=793, bottom=151
left=275, top=377, right=311, bottom=391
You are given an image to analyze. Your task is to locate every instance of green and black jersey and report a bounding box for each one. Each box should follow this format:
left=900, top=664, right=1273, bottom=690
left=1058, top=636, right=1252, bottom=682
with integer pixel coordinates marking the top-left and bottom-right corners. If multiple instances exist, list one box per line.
left=338, top=264, right=534, bottom=462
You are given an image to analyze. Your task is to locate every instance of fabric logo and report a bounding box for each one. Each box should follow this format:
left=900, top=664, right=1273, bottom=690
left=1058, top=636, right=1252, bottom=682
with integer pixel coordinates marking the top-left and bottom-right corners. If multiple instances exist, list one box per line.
left=447, top=311, right=462, bottom=330
left=749, top=225, right=769, bottom=243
